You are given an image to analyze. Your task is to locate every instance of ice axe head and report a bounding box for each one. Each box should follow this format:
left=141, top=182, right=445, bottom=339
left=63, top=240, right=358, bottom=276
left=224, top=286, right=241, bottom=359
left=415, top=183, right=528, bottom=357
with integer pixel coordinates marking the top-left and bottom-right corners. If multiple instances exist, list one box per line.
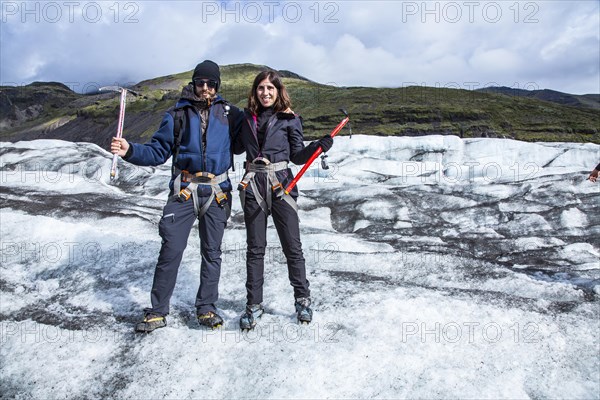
left=100, top=86, right=124, bottom=94
left=99, top=86, right=140, bottom=96
left=338, top=108, right=351, bottom=138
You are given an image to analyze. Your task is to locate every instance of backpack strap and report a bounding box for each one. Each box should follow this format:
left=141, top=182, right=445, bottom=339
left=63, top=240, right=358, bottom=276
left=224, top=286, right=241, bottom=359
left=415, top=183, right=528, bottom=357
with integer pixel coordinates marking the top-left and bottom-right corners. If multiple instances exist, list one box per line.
left=222, top=100, right=240, bottom=172
left=168, top=107, right=187, bottom=176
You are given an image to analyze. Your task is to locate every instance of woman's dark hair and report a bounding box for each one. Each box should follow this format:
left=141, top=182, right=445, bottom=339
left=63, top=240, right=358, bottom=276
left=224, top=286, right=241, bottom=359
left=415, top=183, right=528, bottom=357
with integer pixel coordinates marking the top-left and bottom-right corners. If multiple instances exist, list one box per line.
left=248, top=70, right=292, bottom=115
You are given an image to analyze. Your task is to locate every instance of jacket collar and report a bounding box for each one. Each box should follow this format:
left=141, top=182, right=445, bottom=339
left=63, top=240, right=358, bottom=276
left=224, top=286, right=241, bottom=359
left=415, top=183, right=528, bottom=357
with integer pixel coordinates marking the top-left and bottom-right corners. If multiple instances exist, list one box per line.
left=244, top=108, right=296, bottom=120
left=176, top=94, right=224, bottom=109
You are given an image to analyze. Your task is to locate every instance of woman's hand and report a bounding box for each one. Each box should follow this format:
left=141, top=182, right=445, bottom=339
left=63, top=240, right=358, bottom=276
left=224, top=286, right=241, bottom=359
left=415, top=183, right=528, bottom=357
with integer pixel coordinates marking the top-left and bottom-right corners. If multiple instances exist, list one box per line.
left=317, top=135, right=333, bottom=152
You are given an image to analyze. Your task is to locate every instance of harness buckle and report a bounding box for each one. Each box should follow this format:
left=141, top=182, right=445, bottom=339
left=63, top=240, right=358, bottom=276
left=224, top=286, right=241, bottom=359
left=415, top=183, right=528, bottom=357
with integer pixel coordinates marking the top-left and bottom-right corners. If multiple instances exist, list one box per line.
left=178, top=187, right=192, bottom=201
left=215, top=192, right=228, bottom=205
left=182, top=171, right=216, bottom=184
left=271, top=182, right=285, bottom=198
left=196, top=171, right=216, bottom=179
left=252, top=157, right=271, bottom=166
left=190, top=171, right=215, bottom=184
left=181, top=170, right=191, bottom=183
left=238, top=181, right=249, bottom=191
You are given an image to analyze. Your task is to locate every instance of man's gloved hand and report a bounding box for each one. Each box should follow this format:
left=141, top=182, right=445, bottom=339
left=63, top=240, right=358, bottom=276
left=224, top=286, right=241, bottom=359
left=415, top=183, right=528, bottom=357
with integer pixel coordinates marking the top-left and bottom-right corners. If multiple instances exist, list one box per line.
left=317, top=135, right=333, bottom=152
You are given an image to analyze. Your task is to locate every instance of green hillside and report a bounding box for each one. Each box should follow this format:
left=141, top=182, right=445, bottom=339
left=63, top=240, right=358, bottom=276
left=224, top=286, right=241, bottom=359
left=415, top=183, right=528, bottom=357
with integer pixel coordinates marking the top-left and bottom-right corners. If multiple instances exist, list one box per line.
left=1, top=63, right=598, bottom=148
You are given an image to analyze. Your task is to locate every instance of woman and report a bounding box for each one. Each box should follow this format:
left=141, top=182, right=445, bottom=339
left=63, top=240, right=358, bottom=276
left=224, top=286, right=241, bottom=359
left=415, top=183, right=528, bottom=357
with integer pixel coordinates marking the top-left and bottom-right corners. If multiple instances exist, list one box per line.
left=234, top=70, right=333, bottom=330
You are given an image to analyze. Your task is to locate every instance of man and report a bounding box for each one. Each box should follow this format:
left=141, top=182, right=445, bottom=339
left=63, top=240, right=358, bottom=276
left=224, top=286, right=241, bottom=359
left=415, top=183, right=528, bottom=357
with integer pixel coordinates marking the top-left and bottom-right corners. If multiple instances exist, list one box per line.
left=111, top=60, right=241, bottom=332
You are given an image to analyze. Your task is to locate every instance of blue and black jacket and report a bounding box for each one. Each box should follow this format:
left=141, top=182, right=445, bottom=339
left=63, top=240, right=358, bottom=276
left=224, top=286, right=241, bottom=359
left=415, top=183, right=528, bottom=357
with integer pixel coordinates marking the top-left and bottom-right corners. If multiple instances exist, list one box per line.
left=125, top=94, right=241, bottom=196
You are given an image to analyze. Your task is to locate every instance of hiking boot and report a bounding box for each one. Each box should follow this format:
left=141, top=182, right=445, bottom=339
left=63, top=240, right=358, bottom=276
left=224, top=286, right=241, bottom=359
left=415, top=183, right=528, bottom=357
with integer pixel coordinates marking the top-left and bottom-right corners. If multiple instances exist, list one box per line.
left=197, top=311, right=223, bottom=329
left=135, top=313, right=166, bottom=333
left=239, top=304, right=264, bottom=331
left=295, top=297, right=313, bottom=324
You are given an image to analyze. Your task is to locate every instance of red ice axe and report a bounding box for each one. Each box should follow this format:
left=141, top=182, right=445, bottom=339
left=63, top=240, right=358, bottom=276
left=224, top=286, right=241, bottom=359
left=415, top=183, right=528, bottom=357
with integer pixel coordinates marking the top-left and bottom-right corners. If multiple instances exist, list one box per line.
left=100, top=86, right=139, bottom=180
left=284, top=109, right=350, bottom=195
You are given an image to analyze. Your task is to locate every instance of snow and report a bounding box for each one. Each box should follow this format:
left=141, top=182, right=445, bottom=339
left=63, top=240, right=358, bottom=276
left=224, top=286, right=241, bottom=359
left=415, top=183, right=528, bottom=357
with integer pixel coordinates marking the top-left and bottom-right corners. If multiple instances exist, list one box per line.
left=561, top=207, right=589, bottom=228
left=1, top=136, right=599, bottom=398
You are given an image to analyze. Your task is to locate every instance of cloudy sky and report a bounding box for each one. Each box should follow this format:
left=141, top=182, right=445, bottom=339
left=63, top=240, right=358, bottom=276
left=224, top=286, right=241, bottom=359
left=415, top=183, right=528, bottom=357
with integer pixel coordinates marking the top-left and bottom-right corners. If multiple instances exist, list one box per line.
left=1, top=1, right=599, bottom=94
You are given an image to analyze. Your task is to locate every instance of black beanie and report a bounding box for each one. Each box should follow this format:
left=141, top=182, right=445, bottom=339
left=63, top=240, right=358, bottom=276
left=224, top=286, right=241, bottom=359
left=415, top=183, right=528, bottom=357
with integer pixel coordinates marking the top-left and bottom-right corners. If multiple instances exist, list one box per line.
left=192, top=60, right=220, bottom=90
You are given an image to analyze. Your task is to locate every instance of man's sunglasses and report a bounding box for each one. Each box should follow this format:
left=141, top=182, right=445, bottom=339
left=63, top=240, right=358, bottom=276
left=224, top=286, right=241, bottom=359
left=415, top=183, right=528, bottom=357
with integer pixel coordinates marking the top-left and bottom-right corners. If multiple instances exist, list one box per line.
left=193, top=79, right=218, bottom=89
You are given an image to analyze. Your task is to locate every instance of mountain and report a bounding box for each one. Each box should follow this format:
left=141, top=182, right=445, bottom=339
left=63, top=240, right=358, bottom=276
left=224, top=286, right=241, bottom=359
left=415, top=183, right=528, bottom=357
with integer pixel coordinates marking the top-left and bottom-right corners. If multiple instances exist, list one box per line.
left=1, top=136, right=598, bottom=398
left=0, top=82, right=79, bottom=130
left=477, top=86, right=600, bottom=110
left=1, top=64, right=599, bottom=148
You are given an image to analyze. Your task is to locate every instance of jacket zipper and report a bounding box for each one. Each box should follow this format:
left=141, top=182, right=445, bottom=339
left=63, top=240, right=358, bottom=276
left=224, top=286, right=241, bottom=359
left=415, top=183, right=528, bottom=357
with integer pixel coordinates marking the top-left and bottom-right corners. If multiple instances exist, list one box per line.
left=263, top=115, right=278, bottom=147
left=197, top=108, right=209, bottom=171
left=247, top=112, right=278, bottom=158
left=247, top=115, right=259, bottom=146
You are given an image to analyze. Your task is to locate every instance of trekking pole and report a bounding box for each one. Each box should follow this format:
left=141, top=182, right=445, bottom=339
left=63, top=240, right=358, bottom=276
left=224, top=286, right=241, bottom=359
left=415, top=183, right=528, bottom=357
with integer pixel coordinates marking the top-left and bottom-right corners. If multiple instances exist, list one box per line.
left=100, top=86, right=139, bottom=180
left=284, top=109, right=350, bottom=195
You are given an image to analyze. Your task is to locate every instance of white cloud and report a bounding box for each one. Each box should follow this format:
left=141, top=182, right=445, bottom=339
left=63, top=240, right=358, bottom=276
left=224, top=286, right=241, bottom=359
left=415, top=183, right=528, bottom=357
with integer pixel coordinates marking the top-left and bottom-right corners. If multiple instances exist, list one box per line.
left=1, top=1, right=598, bottom=94
left=541, top=12, right=599, bottom=61
left=469, top=48, right=523, bottom=73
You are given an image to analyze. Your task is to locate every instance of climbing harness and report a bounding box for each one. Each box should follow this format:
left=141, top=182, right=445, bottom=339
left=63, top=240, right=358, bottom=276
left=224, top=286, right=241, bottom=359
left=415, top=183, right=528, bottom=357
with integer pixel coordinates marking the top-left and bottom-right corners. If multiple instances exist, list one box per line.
left=238, top=157, right=298, bottom=215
